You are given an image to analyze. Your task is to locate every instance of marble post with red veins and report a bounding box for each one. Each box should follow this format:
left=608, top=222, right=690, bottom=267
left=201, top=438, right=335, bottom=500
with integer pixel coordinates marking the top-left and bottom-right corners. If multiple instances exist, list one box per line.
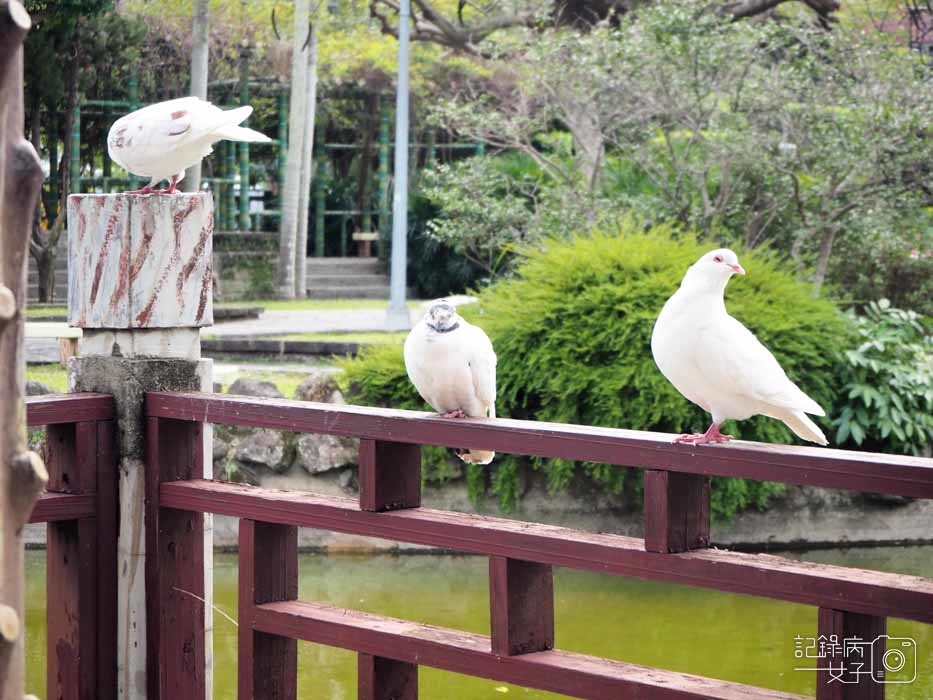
left=67, top=192, right=214, bottom=329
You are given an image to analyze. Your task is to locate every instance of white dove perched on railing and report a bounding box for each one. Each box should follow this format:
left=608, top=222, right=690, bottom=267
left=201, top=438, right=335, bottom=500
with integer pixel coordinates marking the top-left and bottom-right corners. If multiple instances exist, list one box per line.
left=107, top=96, right=271, bottom=194
left=404, top=300, right=498, bottom=464
left=651, top=248, right=828, bottom=445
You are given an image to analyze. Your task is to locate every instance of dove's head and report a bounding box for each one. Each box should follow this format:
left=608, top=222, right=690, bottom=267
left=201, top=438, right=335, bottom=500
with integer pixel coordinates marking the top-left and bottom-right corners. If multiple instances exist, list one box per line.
left=425, top=299, right=460, bottom=333
left=682, top=249, right=745, bottom=294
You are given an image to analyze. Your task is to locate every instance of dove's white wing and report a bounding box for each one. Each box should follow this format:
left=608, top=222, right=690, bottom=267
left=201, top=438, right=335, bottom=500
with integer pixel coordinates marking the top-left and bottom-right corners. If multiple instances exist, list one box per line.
left=694, top=315, right=824, bottom=416
left=463, top=322, right=497, bottom=419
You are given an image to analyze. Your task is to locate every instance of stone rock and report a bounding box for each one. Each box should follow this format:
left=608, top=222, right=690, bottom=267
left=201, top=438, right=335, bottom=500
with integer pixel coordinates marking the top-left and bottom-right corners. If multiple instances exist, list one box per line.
left=235, top=430, right=286, bottom=471
left=26, top=380, right=53, bottom=396
left=212, top=436, right=231, bottom=461
left=294, top=371, right=345, bottom=404
left=338, top=467, right=358, bottom=492
left=294, top=433, right=358, bottom=474
left=228, top=378, right=283, bottom=399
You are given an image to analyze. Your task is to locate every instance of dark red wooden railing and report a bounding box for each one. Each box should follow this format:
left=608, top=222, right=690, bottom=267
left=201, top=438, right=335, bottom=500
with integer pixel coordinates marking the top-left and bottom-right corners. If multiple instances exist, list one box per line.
left=145, top=391, right=933, bottom=700
left=26, top=393, right=118, bottom=700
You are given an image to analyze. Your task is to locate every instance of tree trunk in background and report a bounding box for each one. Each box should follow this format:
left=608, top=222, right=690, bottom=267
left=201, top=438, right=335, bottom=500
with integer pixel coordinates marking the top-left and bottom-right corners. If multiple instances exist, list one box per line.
left=812, top=227, right=836, bottom=297
left=0, top=4, right=49, bottom=698
left=277, top=0, right=310, bottom=298
left=183, top=0, right=210, bottom=192
left=294, top=18, right=318, bottom=298
left=28, top=32, right=77, bottom=303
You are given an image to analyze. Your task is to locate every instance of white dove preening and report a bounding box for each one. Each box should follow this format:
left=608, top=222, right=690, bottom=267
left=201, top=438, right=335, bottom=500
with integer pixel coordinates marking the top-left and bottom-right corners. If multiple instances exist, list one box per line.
left=404, top=300, right=498, bottom=464
left=107, top=96, right=271, bottom=194
left=651, top=249, right=828, bottom=445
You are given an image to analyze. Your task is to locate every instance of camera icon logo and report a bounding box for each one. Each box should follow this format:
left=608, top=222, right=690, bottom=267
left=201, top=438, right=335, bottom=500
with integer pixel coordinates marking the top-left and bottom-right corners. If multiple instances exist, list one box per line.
left=873, top=636, right=917, bottom=684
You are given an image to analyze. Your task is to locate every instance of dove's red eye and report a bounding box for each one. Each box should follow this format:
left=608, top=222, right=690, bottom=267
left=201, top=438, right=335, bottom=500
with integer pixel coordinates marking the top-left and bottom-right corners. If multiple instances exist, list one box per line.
left=713, top=255, right=723, bottom=263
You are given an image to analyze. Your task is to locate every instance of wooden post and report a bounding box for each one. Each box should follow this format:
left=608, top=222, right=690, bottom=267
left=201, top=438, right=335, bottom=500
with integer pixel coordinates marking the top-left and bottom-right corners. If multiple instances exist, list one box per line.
left=358, top=653, right=417, bottom=700
left=238, top=519, right=298, bottom=700
left=357, top=438, right=421, bottom=696
left=358, top=439, right=421, bottom=512
left=817, top=609, right=886, bottom=700
left=643, top=470, right=710, bottom=553
left=489, top=557, right=554, bottom=656
left=69, top=190, right=215, bottom=699
left=145, top=418, right=207, bottom=699
left=0, top=4, right=49, bottom=699
left=45, top=422, right=98, bottom=699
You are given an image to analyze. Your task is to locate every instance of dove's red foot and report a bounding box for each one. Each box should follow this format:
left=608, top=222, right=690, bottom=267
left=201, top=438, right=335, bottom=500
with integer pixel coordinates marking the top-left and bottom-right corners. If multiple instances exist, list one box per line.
left=440, top=410, right=466, bottom=418
left=675, top=423, right=732, bottom=444
left=154, top=177, right=180, bottom=194
left=125, top=185, right=155, bottom=195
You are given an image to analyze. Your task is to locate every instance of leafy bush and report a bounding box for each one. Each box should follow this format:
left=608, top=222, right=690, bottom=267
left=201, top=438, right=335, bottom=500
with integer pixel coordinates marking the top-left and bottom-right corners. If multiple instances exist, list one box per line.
left=343, top=223, right=854, bottom=519
left=833, top=300, right=933, bottom=456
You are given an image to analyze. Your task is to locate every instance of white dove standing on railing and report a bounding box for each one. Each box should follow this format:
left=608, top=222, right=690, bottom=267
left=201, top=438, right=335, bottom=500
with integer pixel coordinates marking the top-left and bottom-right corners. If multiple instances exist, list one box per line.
left=651, top=248, right=828, bottom=445
left=404, top=300, right=498, bottom=464
left=107, top=96, right=271, bottom=194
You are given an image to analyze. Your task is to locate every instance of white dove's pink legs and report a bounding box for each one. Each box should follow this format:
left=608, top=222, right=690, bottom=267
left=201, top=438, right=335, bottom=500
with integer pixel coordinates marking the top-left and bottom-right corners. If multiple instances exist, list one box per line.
left=675, top=423, right=732, bottom=444
left=154, top=175, right=180, bottom=194
left=440, top=410, right=466, bottom=418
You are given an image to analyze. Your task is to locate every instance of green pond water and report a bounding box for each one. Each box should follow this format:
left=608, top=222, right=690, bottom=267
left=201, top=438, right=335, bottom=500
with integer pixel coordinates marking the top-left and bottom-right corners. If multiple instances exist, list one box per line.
left=24, top=545, right=933, bottom=699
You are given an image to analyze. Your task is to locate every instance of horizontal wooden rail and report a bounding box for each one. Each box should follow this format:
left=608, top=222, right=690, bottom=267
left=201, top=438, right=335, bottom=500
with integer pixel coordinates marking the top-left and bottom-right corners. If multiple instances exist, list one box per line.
left=146, top=392, right=933, bottom=497
left=162, top=479, right=933, bottom=623
left=251, top=599, right=806, bottom=700
left=29, top=491, right=97, bottom=523
left=27, top=393, right=115, bottom=426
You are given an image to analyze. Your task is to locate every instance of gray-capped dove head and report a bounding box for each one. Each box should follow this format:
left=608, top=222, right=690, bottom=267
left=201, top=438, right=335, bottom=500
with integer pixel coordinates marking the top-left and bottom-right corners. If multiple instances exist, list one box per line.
left=425, top=299, right=460, bottom=333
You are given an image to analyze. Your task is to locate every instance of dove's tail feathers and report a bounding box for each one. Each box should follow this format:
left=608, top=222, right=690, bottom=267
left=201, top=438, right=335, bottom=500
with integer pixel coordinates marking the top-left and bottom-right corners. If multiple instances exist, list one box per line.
left=778, top=409, right=828, bottom=446
left=487, top=403, right=496, bottom=420
left=458, top=449, right=495, bottom=465
left=214, top=124, right=272, bottom=143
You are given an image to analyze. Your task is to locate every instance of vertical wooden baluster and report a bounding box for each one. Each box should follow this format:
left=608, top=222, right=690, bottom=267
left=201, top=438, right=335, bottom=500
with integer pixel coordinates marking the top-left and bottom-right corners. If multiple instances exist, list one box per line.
left=358, top=439, right=421, bottom=512
left=489, top=557, right=554, bottom=656
left=817, top=609, right=886, bottom=700
left=46, top=421, right=98, bottom=699
left=357, top=438, right=421, bottom=697
left=96, top=419, right=118, bottom=699
left=643, top=470, right=710, bottom=553
left=359, top=653, right=418, bottom=700
left=238, top=519, right=298, bottom=700
left=145, top=417, right=206, bottom=699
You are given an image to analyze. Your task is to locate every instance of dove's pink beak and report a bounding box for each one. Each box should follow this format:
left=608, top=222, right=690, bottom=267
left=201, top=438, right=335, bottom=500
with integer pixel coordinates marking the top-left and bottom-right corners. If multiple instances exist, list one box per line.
left=729, top=264, right=745, bottom=275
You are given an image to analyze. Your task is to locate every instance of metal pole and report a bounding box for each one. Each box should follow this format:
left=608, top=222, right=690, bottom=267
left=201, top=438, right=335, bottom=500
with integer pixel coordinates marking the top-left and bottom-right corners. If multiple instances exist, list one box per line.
left=238, top=42, right=252, bottom=230
left=377, top=102, right=390, bottom=261
left=385, top=0, right=411, bottom=330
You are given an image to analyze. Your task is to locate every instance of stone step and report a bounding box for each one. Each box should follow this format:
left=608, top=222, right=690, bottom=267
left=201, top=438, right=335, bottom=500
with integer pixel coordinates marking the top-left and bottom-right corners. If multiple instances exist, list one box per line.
left=306, top=274, right=390, bottom=288
left=306, top=285, right=391, bottom=300
left=305, top=257, right=381, bottom=275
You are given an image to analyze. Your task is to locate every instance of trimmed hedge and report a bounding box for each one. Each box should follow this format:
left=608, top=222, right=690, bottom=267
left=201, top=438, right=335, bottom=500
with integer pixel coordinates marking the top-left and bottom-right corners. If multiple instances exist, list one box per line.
left=342, top=224, right=853, bottom=518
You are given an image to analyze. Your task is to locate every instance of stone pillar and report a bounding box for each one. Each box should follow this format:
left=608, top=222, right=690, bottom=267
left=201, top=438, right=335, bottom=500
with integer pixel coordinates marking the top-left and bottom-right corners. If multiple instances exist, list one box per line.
left=66, top=192, right=214, bottom=700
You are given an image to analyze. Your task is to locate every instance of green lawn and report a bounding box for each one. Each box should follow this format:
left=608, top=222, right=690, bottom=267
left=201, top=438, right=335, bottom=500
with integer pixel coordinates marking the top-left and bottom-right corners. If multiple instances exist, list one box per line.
left=28, top=362, right=320, bottom=399
left=216, top=370, right=312, bottom=399
left=25, top=306, right=66, bottom=318
left=26, top=364, right=68, bottom=392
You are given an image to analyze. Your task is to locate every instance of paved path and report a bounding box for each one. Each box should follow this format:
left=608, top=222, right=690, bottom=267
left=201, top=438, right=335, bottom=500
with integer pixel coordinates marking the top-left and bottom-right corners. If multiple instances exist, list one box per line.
left=203, top=308, right=408, bottom=337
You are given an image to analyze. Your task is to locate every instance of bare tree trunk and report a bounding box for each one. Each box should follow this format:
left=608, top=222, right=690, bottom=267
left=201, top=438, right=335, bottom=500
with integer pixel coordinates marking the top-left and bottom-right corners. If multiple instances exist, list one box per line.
left=294, top=18, right=318, bottom=298
left=29, top=34, right=78, bottom=303
left=183, top=0, right=210, bottom=192
left=812, top=226, right=836, bottom=297
left=277, top=0, right=310, bottom=299
left=559, top=95, right=605, bottom=193
left=0, top=4, right=49, bottom=698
